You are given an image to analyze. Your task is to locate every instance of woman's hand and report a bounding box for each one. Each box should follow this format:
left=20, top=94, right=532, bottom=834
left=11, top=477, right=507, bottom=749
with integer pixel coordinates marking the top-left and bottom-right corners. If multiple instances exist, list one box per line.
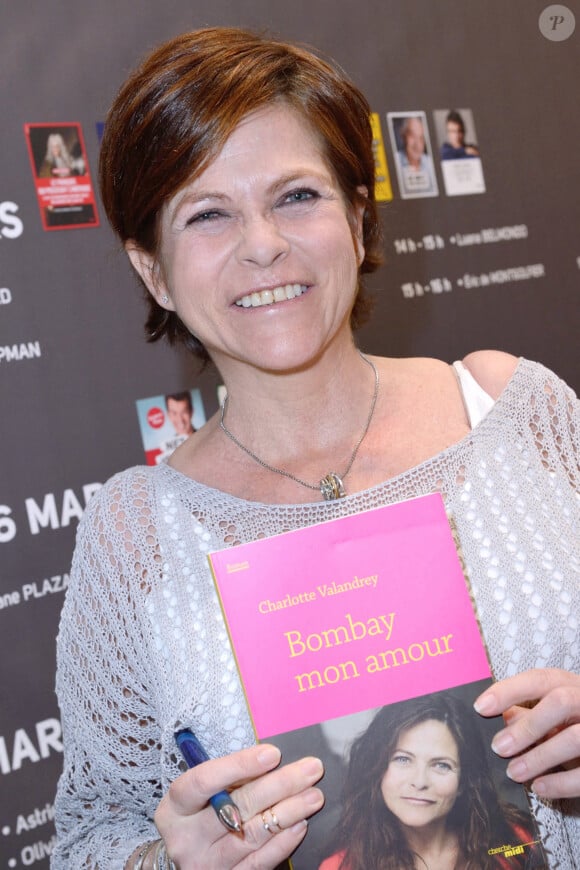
left=474, top=668, right=580, bottom=799
left=154, top=743, right=324, bottom=869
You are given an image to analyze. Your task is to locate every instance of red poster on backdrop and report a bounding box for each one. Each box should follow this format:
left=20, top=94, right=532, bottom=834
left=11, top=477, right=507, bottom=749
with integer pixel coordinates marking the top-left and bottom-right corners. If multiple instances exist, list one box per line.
left=24, top=122, right=99, bottom=230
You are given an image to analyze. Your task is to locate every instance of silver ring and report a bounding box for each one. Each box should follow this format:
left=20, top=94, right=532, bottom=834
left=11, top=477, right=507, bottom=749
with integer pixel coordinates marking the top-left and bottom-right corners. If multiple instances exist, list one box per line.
left=261, top=807, right=283, bottom=833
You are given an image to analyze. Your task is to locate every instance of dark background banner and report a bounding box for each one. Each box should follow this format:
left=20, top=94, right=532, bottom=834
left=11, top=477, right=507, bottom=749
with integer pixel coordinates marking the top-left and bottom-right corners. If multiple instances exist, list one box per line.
left=1, top=2, right=578, bottom=866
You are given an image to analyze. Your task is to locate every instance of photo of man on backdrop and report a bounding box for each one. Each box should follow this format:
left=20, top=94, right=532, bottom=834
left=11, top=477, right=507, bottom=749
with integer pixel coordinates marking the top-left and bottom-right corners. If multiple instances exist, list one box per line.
left=387, top=111, right=438, bottom=198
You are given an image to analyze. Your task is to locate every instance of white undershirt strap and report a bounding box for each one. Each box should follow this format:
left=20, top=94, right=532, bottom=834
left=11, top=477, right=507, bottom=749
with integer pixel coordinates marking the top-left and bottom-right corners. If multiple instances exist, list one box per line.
left=452, top=360, right=496, bottom=429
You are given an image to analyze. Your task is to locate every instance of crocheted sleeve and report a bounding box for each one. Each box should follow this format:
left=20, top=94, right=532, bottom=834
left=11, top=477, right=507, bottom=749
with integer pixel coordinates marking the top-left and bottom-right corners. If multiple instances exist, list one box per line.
left=531, top=362, right=580, bottom=490
left=52, top=470, right=163, bottom=869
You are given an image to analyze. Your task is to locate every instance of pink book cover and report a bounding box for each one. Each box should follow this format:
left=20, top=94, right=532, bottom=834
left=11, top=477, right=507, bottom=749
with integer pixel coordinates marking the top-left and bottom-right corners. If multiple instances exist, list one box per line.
left=209, top=494, right=546, bottom=869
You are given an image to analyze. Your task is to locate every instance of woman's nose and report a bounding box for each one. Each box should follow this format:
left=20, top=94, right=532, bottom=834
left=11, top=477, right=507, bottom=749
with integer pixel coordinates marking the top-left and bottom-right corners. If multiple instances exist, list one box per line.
left=410, top=767, right=430, bottom=789
left=236, top=214, right=290, bottom=267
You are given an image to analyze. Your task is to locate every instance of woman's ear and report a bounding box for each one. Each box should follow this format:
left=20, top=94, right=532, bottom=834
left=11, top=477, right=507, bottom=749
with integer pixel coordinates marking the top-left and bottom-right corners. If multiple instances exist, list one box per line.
left=352, top=185, right=367, bottom=266
left=125, top=242, right=175, bottom=310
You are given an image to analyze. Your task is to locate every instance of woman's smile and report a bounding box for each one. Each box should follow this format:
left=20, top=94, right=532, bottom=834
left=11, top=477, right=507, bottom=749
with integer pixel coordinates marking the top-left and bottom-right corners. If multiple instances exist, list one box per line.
left=234, top=283, right=309, bottom=308
left=401, top=797, right=436, bottom=804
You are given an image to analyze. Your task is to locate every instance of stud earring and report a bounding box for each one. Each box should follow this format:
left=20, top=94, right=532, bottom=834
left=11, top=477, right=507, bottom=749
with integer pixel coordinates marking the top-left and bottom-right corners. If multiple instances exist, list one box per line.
left=161, top=295, right=169, bottom=304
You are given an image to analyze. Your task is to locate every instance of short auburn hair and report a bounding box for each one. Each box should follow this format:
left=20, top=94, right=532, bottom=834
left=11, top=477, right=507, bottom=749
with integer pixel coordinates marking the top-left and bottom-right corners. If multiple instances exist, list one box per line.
left=99, top=27, right=383, bottom=362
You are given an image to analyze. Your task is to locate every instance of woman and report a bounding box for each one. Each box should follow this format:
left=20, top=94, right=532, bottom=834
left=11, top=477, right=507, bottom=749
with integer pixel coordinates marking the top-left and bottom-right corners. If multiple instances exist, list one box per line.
left=319, top=694, right=543, bottom=870
left=53, top=27, right=580, bottom=870
left=40, top=132, right=85, bottom=177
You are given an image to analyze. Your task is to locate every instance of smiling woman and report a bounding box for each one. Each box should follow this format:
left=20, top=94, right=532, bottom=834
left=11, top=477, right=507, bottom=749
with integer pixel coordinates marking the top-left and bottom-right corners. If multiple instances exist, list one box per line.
left=53, top=25, right=580, bottom=870
left=99, top=27, right=381, bottom=364
left=380, top=719, right=461, bottom=835
left=319, top=695, right=543, bottom=870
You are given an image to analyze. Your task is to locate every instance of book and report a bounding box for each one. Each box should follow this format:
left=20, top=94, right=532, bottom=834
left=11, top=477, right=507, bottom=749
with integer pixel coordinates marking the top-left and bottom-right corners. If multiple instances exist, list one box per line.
left=134, top=388, right=206, bottom=465
left=209, top=493, right=547, bottom=869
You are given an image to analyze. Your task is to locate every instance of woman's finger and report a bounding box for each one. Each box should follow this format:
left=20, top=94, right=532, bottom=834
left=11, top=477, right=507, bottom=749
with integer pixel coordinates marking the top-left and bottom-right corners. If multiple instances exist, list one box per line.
left=216, top=786, right=324, bottom=866
left=489, top=685, right=580, bottom=758
left=232, top=756, right=324, bottom=823
left=473, top=668, right=580, bottom=800
left=212, top=757, right=324, bottom=867
left=501, top=724, right=580, bottom=789
left=241, top=786, right=324, bottom=847
left=166, top=744, right=282, bottom=817
left=155, top=745, right=284, bottom=864
left=238, top=819, right=309, bottom=869
left=528, top=766, right=580, bottom=801
left=474, top=668, right=579, bottom=718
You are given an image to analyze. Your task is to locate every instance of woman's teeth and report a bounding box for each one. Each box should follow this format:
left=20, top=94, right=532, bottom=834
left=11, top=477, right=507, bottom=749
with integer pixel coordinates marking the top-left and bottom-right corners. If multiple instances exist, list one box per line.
left=235, top=284, right=307, bottom=308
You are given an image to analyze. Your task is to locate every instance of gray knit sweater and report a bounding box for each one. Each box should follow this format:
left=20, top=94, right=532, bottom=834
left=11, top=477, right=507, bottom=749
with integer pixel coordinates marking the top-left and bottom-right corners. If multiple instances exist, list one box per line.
left=53, top=359, right=580, bottom=868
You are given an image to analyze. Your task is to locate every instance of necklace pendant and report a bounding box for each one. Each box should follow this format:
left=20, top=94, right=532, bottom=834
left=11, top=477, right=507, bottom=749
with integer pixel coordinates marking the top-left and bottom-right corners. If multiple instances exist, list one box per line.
left=320, top=472, right=346, bottom=501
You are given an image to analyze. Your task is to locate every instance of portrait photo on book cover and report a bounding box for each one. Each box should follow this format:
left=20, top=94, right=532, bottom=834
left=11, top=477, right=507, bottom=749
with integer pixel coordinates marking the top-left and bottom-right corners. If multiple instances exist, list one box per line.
left=135, top=388, right=206, bottom=466
left=387, top=111, right=439, bottom=199
left=270, top=680, right=546, bottom=870
left=433, top=107, right=485, bottom=197
left=24, top=122, right=99, bottom=229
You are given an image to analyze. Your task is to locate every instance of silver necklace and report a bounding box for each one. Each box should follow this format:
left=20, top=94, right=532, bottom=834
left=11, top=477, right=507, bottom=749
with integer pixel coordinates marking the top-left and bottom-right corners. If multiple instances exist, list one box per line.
left=219, top=351, right=379, bottom=501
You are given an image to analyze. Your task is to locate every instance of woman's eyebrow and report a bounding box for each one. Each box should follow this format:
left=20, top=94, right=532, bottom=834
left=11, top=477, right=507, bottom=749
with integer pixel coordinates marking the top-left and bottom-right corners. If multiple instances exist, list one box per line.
left=268, top=169, right=332, bottom=194
left=176, top=189, right=229, bottom=207
left=168, top=190, right=230, bottom=221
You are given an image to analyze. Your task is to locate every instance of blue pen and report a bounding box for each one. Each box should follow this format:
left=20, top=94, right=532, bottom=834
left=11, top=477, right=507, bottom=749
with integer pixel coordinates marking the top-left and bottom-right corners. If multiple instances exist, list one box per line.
left=175, top=729, right=243, bottom=833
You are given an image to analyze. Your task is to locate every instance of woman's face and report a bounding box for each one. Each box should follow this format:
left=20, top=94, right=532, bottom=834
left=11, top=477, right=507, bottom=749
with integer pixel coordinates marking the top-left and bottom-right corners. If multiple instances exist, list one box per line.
left=49, top=136, right=63, bottom=156
left=380, top=719, right=461, bottom=829
left=130, top=103, right=364, bottom=377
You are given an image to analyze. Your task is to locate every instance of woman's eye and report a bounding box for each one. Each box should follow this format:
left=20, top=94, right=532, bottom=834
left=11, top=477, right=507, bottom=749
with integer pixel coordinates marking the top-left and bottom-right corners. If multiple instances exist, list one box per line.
left=186, top=210, right=225, bottom=226
left=434, top=761, right=453, bottom=772
left=281, top=188, right=319, bottom=205
left=391, top=754, right=411, bottom=765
